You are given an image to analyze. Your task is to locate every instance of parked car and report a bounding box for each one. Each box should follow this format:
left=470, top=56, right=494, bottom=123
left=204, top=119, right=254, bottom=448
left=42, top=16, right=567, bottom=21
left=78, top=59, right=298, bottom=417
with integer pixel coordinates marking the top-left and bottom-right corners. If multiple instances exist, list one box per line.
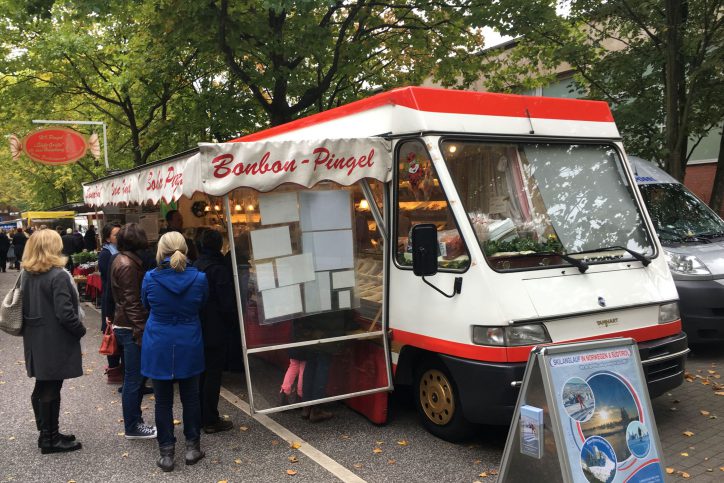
left=632, top=156, right=724, bottom=343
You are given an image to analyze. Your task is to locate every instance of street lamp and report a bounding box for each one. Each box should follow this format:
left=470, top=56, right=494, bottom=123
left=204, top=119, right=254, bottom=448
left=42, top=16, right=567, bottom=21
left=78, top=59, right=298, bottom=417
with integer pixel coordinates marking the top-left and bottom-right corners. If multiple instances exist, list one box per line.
left=31, top=119, right=109, bottom=170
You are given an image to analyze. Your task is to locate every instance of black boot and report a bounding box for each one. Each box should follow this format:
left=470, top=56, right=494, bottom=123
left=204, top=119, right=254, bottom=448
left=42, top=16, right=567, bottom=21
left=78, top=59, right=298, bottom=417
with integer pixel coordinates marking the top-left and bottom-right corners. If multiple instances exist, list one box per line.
left=157, top=444, right=175, bottom=472
left=32, top=397, right=75, bottom=447
left=184, top=439, right=205, bottom=465
left=39, top=401, right=81, bottom=454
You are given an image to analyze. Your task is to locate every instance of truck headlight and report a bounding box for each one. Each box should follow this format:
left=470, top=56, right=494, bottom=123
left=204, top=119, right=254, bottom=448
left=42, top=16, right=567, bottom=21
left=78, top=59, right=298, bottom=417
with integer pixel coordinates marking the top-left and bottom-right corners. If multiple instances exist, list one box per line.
left=472, top=324, right=551, bottom=346
left=665, top=250, right=710, bottom=275
left=658, top=302, right=680, bottom=324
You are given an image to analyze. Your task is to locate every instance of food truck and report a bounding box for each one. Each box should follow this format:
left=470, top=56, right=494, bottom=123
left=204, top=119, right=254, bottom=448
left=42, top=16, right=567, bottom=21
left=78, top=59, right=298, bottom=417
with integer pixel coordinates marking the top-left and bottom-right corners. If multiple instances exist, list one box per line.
left=83, top=87, right=688, bottom=442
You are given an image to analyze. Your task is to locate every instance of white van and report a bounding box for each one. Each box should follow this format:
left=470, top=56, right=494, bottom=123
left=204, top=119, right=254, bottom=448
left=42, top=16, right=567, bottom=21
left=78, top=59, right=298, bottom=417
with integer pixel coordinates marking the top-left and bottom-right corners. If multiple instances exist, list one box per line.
left=632, top=156, right=724, bottom=343
left=84, top=87, right=689, bottom=442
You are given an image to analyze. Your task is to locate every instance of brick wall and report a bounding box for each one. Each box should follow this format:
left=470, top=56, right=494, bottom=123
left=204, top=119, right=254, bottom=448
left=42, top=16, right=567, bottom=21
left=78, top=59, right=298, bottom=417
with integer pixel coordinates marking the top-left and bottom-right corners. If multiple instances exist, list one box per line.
left=684, top=163, right=723, bottom=217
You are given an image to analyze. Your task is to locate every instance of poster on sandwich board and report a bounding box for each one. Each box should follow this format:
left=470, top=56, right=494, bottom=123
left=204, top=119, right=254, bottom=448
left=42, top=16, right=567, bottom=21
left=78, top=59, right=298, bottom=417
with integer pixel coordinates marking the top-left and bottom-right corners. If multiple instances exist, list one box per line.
left=498, top=338, right=666, bottom=483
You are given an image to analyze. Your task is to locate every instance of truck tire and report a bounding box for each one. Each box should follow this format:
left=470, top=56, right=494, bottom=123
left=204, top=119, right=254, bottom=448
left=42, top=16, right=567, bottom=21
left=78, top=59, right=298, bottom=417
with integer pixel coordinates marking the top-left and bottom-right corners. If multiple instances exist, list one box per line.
left=414, top=357, right=476, bottom=442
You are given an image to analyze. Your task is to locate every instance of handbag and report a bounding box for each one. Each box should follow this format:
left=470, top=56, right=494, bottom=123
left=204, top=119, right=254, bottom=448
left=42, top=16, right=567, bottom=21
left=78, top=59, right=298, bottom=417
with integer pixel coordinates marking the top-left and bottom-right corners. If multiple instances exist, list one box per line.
left=99, top=322, right=120, bottom=356
left=0, top=270, right=24, bottom=336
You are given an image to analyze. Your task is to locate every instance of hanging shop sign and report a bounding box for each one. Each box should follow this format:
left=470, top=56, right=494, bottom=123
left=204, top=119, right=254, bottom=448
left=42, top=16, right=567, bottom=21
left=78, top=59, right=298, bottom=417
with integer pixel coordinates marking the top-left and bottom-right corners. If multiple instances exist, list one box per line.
left=192, top=138, right=392, bottom=195
left=9, top=128, right=100, bottom=165
left=498, top=338, right=665, bottom=483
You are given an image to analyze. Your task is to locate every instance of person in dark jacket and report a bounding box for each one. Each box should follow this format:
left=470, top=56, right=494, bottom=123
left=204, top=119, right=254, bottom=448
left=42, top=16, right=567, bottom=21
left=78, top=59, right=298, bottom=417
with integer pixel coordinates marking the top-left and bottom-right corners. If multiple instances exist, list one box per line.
left=194, top=229, right=236, bottom=433
left=0, top=230, right=10, bottom=272
left=84, top=225, right=98, bottom=252
left=21, top=229, right=86, bottom=454
left=142, top=231, right=208, bottom=472
left=12, top=227, right=27, bottom=270
left=110, top=223, right=156, bottom=440
left=61, top=228, right=77, bottom=272
left=98, top=223, right=122, bottom=384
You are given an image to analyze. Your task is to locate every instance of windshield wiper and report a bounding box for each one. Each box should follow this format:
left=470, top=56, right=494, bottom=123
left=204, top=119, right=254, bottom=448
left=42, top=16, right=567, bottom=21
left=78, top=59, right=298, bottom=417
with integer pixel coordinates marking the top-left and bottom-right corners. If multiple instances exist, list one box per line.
left=573, top=246, right=651, bottom=266
left=695, top=231, right=724, bottom=239
left=508, top=251, right=589, bottom=273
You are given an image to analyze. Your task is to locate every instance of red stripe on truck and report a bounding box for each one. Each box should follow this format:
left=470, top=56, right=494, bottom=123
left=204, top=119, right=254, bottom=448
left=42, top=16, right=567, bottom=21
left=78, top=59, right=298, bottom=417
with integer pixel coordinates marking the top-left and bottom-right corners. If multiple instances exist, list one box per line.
left=232, top=87, right=614, bottom=142
left=391, top=320, right=682, bottom=364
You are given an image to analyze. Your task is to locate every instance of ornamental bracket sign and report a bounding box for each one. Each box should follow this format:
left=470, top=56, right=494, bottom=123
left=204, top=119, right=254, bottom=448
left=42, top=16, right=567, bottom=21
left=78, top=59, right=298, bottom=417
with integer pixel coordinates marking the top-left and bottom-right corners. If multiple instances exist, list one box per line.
left=9, top=127, right=100, bottom=165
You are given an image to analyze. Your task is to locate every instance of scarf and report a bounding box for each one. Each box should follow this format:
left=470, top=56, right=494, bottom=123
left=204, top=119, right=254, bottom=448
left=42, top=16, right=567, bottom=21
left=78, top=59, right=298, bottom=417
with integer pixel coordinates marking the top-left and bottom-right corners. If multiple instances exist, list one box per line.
left=102, top=243, right=118, bottom=255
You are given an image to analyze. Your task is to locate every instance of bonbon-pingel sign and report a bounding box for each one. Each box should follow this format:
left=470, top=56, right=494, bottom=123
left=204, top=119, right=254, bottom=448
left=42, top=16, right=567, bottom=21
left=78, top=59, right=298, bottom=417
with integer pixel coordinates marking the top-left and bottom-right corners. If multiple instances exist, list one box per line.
left=9, top=128, right=100, bottom=165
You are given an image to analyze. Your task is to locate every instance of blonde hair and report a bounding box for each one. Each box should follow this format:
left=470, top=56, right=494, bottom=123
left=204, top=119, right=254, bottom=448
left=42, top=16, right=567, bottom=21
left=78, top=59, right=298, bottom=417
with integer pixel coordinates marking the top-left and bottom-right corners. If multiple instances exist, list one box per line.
left=22, top=229, right=67, bottom=273
left=156, top=231, right=188, bottom=272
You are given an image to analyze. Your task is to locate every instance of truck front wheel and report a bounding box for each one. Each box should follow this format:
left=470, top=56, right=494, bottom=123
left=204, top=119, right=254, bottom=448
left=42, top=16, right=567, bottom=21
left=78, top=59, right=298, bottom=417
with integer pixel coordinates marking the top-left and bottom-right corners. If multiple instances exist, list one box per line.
left=414, top=358, right=475, bottom=442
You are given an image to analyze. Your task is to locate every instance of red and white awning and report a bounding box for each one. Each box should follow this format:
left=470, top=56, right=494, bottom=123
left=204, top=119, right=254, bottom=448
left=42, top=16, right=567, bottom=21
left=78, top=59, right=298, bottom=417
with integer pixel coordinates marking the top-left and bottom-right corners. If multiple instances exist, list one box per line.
left=83, top=138, right=391, bottom=207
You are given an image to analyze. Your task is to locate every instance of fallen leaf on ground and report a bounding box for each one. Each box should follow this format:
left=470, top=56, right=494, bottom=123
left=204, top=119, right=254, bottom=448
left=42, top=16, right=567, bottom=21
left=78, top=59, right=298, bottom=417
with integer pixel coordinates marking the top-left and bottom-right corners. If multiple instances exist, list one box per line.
left=372, top=448, right=382, bottom=454
left=122, top=452, right=129, bottom=458
left=290, top=441, right=302, bottom=449
left=490, top=469, right=499, bottom=475
left=239, top=426, right=248, bottom=432
left=271, top=440, right=280, bottom=446
left=234, top=459, right=241, bottom=465
left=375, top=440, right=384, bottom=445
left=666, top=468, right=675, bottom=474
left=677, top=471, right=690, bottom=478
left=353, top=463, right=363, bottom=469
left=715, top=391, right=724, bottom=396
left=218, top=480, right=228, bottom=483
left=340, top=434, right=350, bottom=439
left=708, top=370, right=717, bottom=374
left=479, top=472, right=488, bottom=478
left=681, top=452, right=689, bottom=457
left=173, top=419, right=181, bottom=425
left=397, top=440, right=408, bottom=446
left=286, top=469, right=297, bottom=476
left=682, top=431, right=694, bottom=437
left=117, top=432, right=124, bottom=436
left=700, top=410, right=711, bottom=416
left=288, top=456, right=298, bottom=463
left=474, top=459, right=481, bottom=465
left=387, top=459, right=396, bottom=465
left=8, top=436, right=15, bottom=441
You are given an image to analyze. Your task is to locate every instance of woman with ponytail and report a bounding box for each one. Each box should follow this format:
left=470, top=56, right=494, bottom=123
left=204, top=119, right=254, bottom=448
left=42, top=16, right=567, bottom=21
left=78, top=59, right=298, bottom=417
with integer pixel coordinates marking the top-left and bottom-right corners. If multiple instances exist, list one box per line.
left=140, top=231, right=208, bottom=472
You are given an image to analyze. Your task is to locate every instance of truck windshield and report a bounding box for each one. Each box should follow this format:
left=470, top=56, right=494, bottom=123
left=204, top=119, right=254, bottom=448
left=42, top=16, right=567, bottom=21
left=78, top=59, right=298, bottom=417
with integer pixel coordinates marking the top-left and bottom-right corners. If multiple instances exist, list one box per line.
left=441, top=141, right=655, bottom=271
left=639, top=183, right=724, bottom=244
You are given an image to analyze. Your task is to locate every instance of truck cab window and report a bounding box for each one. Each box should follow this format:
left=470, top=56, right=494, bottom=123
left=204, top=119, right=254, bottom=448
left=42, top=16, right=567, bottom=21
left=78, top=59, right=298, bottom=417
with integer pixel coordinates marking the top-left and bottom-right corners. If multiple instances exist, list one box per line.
left=395, top=140, right=470, bottom=270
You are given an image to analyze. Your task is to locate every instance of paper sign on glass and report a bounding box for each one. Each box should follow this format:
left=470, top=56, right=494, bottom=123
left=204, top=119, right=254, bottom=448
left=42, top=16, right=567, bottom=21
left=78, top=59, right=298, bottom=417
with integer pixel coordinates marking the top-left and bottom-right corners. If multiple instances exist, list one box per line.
left=261, top=284, right=303, bottom=319
left=276, top=253, right=315, bottom=287
left=255, top=262, right=276, bottom=291
left=337, top=290, right=351, bottom=309
left=303, top=271, right=331, bottom=313
left=301, top=230, right=354, bottom=271
left=332, top=270, right=355, bottom=289
left=250, top=226, right=293, bottom=260
left=299, top=190, right=352, bottom=232
left=259, top=192, right=299, bottom=225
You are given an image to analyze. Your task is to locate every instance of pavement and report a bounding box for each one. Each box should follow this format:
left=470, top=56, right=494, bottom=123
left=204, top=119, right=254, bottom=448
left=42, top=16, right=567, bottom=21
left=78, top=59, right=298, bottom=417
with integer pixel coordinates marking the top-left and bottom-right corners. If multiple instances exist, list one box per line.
left=0, top=268, right=723, bottom=482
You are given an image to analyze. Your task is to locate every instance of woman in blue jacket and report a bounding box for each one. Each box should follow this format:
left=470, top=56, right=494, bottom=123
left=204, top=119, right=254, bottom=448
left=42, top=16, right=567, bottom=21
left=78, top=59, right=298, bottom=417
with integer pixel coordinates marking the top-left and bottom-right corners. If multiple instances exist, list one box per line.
left=141, top=231, right=208, bottom=472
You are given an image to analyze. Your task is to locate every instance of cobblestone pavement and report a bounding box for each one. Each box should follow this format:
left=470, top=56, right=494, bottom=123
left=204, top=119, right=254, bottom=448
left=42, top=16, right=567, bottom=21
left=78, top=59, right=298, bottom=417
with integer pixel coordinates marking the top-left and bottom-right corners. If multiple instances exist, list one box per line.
left=652, top=343, right=724, bottom=482
left=0, top=268, right=723, bottom=482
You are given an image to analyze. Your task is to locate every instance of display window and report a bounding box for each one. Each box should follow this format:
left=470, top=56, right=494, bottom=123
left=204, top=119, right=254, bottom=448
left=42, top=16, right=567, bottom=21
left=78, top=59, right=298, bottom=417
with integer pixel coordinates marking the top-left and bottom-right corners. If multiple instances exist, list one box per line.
left=226, top=182, right=390, bottom=411
left=394, top=140, right=470, bottom=271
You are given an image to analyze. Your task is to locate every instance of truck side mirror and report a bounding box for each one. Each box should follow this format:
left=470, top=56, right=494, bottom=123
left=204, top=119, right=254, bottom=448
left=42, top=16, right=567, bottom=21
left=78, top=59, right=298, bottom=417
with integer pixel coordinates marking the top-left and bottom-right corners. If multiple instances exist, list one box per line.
left=411, top=224, right=438, bottom=277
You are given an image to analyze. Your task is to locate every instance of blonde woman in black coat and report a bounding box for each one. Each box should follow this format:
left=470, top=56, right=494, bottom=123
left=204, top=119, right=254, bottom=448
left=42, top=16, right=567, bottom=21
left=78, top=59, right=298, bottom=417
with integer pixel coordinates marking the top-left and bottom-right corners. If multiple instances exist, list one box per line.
left=22, top=229, right=86, bottom=454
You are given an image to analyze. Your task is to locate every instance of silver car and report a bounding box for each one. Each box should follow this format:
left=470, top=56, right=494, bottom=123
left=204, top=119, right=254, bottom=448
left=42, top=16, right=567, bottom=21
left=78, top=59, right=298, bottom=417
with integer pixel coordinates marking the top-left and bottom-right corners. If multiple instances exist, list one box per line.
left=632, top=156, right=724, bottom=343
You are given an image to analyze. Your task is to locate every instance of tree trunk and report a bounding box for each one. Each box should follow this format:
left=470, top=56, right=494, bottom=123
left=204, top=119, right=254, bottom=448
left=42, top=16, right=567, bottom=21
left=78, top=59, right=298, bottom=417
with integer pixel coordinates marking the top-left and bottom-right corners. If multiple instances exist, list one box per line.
left=708, top=130, right=724, bottom=217
left=664, top=0, right=687, bottom=181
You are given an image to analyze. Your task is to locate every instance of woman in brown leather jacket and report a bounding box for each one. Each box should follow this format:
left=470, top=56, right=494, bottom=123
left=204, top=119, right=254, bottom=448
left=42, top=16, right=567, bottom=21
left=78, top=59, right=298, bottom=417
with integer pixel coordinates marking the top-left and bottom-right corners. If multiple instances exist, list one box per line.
left=110, top=223, right=157, bottom=439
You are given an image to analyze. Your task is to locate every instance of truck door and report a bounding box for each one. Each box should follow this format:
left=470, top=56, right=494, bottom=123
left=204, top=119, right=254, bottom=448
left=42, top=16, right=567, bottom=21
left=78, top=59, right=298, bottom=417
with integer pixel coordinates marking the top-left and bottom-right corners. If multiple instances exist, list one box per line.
left=225, top=182, right=393, bottom=416
left=388, top=138, right=473, bottom=440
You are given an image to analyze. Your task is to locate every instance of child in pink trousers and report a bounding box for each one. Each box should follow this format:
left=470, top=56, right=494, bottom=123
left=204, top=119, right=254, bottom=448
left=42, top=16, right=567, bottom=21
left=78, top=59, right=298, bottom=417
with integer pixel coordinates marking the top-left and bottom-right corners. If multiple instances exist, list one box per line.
left=280, top=358, right=305, bottom=405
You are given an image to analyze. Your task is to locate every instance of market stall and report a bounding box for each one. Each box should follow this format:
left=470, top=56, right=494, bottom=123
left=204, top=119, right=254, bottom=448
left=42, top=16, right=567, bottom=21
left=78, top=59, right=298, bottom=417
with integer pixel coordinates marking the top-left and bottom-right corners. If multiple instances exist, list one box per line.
left=20, top=210, right=75, bottom=231
left=83, top=139, right=393, bottom=420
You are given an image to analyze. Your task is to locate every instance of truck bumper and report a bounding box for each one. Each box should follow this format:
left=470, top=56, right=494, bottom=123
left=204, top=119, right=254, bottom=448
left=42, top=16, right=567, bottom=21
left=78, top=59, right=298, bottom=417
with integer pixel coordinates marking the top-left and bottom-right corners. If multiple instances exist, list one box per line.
left=439, top=331, right=689, bottom=425
left=676, top=279, right=724, bottom=343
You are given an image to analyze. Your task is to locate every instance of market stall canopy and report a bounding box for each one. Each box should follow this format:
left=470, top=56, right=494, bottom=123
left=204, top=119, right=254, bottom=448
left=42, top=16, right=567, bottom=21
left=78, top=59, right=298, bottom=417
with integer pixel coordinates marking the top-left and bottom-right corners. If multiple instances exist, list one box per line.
left=22, top=211, right=75, bottom=220
left=83, top=138, right=391, bottom=207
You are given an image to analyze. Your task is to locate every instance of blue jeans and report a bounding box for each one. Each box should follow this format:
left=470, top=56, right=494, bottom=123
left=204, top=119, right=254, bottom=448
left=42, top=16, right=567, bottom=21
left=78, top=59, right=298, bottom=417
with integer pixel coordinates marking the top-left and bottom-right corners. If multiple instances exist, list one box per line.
left=114, top=329, right=144, bottom=433
left=152, top=376, right=201, bottom=447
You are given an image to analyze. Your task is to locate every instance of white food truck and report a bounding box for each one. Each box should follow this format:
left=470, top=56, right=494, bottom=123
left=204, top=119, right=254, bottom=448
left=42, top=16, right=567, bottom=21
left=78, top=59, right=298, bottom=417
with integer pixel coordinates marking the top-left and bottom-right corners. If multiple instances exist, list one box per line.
left=83, top=87, right=688, bottom=442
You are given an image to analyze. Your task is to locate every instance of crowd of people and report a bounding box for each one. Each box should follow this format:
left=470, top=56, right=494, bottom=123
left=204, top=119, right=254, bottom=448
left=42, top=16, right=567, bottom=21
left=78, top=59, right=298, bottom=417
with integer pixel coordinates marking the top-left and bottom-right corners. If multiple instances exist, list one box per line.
left=15, top=212, right=240, bottom=472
